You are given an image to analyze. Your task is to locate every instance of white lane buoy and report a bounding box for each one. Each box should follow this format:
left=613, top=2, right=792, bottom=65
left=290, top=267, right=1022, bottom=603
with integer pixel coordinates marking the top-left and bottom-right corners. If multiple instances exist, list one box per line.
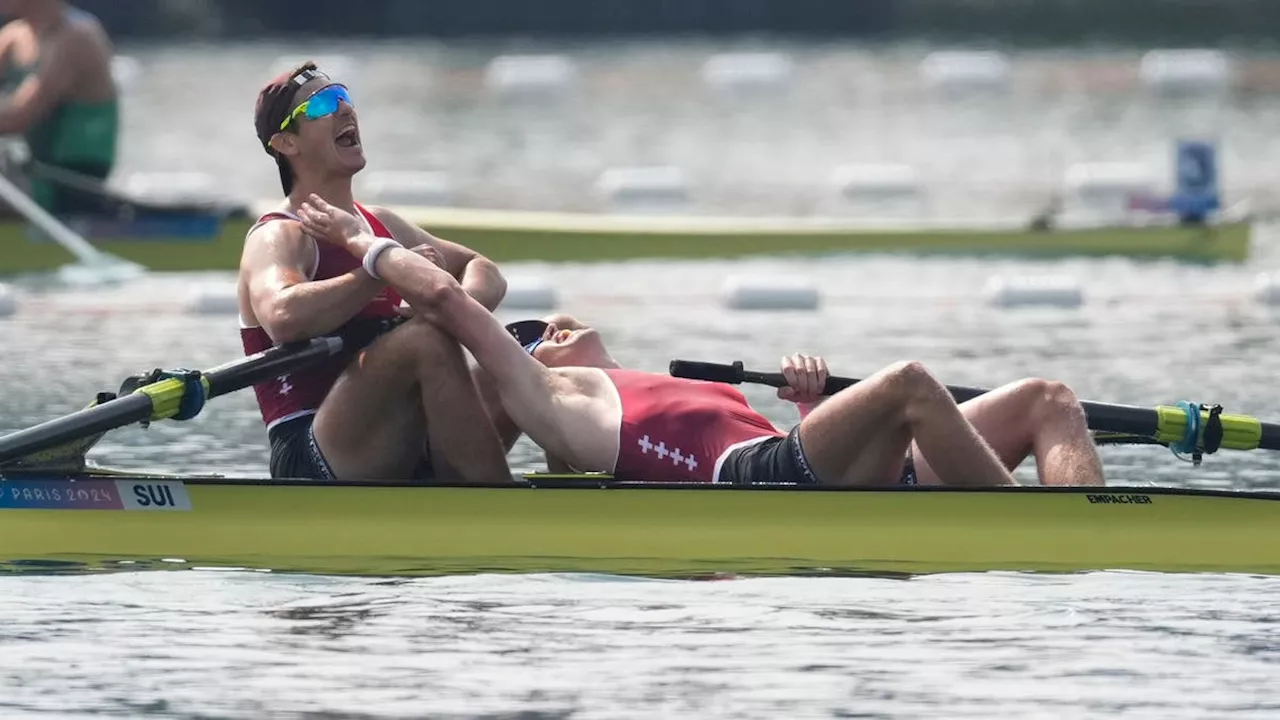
left=920, top=50, right=1011, bottom=93
left=484, top=54, right=577, bottom=98
left=0, top=282, right=17, bottom=317
left=500, top=276, right=558, bottom=311
left=359, top=171, right=454, bottom=207
left=1139, top=49, right=1233, bottom=94
left=832, top=163, right=922, bottom=201
left=723, top=275, right=820, bottom=311
left=123, top=172, right=219, bottom=203
left=186, top=284, right=239, bottom=316
left=700, top=52, right=793, bottom=92
left=111, top=55, right=142, bottom=91
left=1063, top=162, right=1154, bottom=207
left=595, top=166, right=690, bottom=209
left=1253, top=273, right=1280, bottom=306
left=983, top=275, right=1083, bottom=309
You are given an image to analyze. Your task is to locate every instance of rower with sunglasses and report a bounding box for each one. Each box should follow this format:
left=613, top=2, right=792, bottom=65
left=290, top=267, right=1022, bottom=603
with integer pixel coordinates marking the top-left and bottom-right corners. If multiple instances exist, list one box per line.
left=236, top=61, right=511, bottom=484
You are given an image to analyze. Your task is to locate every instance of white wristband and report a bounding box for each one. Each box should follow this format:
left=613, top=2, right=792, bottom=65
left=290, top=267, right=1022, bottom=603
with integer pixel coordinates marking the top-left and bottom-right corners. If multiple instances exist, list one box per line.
left=361, top=238, right=400, bottom=280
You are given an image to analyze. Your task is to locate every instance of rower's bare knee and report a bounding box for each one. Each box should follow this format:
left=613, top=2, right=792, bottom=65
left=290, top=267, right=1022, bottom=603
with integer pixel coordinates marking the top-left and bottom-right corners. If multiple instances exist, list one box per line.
left=410, top=319, right=465, bottom=363
left=999, top=377, right=1082, bottom=423
left=883, top=360, right=932, bottom=386
left=378, top=317, right=465, bottom=377
left=884, top=360, right=949, bottom=423
left=1028, top=378, right=1083, bottom=422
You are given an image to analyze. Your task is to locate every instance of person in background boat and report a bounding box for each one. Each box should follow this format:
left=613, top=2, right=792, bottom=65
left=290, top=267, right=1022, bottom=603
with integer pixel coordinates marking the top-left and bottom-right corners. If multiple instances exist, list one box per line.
left=0, top=0, right=117, bottom=214
left=297, top=194, right=1108, bottom=488
left=238, top=61, right=510, bottom=484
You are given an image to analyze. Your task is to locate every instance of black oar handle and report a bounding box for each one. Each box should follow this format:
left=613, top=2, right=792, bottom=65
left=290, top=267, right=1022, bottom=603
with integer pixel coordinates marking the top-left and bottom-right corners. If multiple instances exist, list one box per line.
left=670, top=360, right=987, bottom=401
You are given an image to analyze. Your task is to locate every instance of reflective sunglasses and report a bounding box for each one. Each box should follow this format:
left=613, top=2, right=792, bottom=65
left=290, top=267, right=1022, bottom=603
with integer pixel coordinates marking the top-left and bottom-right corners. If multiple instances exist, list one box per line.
left=279, top=84, right=353, bottom=131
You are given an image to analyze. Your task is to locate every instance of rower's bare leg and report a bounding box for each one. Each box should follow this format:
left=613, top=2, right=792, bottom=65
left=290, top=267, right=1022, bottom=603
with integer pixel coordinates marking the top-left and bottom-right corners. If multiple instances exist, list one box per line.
left=799, top=361, right=1017, bottom=487
left=311, top=318, right=510, bottom=483
left=911, top=378, right=1104, bottom=486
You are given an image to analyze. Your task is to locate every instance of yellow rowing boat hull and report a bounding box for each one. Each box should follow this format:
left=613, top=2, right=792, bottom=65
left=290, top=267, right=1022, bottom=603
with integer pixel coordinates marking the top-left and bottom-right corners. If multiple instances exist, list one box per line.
left=0, top=209, right=1253, bottom=275
left=2, top=476, right=1277, bottom=577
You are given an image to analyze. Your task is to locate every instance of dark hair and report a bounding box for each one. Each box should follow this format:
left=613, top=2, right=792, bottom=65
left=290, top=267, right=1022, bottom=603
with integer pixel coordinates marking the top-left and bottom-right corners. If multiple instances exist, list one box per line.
left=254, top=61, right=325, bottom=195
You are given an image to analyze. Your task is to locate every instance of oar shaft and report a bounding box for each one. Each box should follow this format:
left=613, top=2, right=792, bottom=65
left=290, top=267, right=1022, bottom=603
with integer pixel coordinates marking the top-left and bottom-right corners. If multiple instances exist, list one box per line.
left=734, top=366, right=1157, bottom=435
left=0, top=394, right=152, bottom=464
left=0, top=171, right=108, bottom=266
left=669, top=360, right=1280, bottom=452
left=0, top=337, right=343, bottom=466
left=200, top=337, right=342, bottom=396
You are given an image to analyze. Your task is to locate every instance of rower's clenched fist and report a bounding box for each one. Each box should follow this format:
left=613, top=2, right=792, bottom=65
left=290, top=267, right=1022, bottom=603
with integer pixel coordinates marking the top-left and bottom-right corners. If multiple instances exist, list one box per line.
left=778, top=353, right=828, bottom=406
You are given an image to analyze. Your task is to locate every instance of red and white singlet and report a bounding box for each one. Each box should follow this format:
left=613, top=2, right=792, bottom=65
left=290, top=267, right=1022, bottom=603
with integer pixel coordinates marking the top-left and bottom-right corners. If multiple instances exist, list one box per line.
left=604, top=369, right=782, bottom=483
left=239, top=203, right=404, bottom=429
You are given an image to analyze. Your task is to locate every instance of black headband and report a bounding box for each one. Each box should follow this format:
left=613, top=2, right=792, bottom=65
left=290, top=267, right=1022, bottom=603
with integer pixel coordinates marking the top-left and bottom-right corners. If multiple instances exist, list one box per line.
left=291, top=68, right=329, bottom=89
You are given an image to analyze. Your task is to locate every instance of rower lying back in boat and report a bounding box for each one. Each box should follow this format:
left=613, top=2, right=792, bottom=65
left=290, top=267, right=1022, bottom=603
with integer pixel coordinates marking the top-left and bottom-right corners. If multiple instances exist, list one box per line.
left=487, top=315, right=1106, bottom=487
left=297, top=194, right=1107, bottom=488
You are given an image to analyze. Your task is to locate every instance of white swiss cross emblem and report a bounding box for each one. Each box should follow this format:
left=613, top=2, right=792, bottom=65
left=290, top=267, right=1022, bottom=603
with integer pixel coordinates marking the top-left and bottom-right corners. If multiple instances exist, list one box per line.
left=277, top=374, right=293, bottom=396
left=636, top=434, right=699, bottom=474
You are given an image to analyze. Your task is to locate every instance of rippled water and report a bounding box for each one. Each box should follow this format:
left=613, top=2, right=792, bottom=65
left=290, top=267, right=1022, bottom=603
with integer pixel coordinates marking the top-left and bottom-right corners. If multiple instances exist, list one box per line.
left=3, top=571, right=1279, bottom=718
left=4, top=37, right=1280, bottom=720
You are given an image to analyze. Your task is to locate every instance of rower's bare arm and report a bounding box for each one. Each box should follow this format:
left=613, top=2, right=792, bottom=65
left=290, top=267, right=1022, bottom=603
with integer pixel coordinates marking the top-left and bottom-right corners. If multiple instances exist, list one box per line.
left=240, top=221, right=384, bottom=343
left=338, top=236, right=597, bottom=463
left=0, top=25, right=17, bottom=79
left=368, top=207, right=507, bottom=311
left=0, top=28, right=83, bottom=133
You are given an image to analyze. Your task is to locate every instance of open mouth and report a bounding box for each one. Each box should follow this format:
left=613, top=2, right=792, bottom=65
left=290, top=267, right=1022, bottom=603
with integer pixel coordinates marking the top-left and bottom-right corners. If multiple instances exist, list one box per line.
left=335, top=125, right=360, bottom=148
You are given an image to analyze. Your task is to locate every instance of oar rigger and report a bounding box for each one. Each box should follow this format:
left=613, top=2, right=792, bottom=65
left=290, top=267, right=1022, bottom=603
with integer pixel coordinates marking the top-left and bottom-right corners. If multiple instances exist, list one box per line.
left=1168, top=401, right=1224, bottom=466
left=116, top=367, right=209, bottom=428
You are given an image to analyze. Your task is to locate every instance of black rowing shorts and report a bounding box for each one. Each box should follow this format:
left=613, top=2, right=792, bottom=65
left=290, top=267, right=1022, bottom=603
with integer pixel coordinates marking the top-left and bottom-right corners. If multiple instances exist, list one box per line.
left=268, top=414, right=435, bottom=482
left=268, top=414, right=337, bottom=480
left=717, top=425, right=919, bottom=486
